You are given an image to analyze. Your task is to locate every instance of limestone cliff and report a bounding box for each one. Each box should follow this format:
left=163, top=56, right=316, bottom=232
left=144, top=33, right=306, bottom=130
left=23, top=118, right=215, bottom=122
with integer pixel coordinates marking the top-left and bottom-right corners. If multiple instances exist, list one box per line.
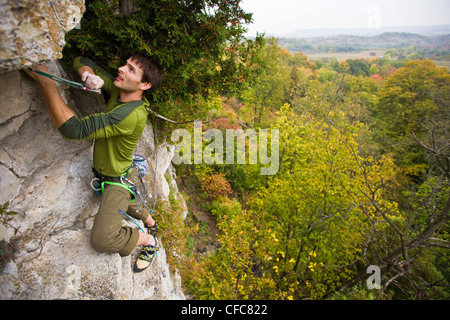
left=0, top=0, right=85, bottom=75
left=0, top=0, right=186, bottom=300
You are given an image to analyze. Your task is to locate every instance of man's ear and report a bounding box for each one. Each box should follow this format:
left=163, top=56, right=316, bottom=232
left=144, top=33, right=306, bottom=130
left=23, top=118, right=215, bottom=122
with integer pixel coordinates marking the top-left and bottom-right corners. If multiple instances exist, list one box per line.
left=140, top=82, right=152, bottom=91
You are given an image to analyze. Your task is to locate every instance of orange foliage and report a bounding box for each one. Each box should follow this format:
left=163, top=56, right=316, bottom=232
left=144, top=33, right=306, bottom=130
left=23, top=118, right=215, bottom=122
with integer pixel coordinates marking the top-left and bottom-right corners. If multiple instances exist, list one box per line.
left=198, top=173, right=232, bottom=199
left=370, top=73, right=383, bottom=82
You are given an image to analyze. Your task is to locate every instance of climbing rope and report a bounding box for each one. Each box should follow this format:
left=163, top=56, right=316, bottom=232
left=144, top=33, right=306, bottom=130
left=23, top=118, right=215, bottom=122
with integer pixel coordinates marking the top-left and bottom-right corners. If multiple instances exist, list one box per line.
left=146, top=107, right=229, bottom=125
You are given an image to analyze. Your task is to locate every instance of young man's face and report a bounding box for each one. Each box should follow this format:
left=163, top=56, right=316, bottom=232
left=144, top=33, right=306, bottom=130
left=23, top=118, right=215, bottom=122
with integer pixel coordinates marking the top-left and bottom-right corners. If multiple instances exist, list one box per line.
left=114, top=58, right=151, bottom=93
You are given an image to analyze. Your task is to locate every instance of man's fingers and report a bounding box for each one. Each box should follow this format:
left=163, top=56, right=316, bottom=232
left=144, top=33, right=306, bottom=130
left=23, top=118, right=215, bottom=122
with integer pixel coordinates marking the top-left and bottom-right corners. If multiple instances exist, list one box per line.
left=81, top=71, right=104, bottom=90
left=90, top=78, right=104, bottom=90
left=81, top=71, right=89, bottom=82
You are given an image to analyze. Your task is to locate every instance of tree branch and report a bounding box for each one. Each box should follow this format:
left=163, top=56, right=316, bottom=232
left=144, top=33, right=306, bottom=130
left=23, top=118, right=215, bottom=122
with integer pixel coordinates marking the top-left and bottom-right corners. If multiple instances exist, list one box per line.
left=338, top=192, right=450, bottom=292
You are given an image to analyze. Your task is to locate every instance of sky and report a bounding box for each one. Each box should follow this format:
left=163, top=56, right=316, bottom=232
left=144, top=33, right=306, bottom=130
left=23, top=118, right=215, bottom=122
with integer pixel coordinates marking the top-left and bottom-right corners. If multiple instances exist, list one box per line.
left=240, top=0, right=450, bottom=36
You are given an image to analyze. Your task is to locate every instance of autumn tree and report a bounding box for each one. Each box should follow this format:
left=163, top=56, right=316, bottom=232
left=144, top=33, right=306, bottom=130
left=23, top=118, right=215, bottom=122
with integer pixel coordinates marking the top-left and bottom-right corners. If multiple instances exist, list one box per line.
left=288, top=52, right=316, bottom=111
left=187, top=197, right=286, bottom=299
left=346, top=59, right=370, bottom=77
left=245, top=105, right=405, bottom=299
left=238, top=37, right=291, bottom=126
left=341, top=59, right=450, bottom=299
left=372, top=59, right=450, bottom=174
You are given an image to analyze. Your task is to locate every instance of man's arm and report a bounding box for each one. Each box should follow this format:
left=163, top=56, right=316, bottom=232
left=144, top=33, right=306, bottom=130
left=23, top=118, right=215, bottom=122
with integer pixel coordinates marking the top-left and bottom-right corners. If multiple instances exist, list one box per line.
left=77, top=64, right=94, bottom=77
left=24, top=65, right=75, bottom=128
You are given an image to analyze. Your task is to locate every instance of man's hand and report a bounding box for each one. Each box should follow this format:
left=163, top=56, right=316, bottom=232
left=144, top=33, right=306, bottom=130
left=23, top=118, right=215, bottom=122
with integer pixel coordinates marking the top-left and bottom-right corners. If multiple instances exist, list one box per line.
left=81, top=71, right=104, bottom=90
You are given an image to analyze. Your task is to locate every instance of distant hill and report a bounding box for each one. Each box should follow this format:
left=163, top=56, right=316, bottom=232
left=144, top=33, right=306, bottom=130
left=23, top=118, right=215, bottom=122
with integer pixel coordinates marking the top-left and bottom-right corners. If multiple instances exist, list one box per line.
left=279, top=24, right=450, bottom=38
left=277, top=32, right=450, bottom=56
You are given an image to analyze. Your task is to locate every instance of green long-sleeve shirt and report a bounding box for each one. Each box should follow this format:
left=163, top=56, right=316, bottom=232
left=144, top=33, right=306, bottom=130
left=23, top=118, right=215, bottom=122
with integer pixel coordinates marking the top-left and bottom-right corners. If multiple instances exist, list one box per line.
left=58, top=57, right=149, bottom=177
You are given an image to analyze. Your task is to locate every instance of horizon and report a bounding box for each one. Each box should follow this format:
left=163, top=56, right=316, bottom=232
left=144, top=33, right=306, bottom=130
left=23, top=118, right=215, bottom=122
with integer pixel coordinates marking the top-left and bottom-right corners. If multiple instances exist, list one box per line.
left=242, top=23, right=450, bottom=39
left=275, top=24, right=450, bottom=38
left=240, top=0, right=450, bottom=38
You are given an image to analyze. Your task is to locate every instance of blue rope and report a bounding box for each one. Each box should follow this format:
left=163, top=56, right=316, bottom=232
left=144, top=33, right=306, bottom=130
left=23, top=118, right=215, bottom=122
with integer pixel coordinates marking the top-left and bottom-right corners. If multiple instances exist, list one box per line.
left=124, top=212, right=146, bottom=233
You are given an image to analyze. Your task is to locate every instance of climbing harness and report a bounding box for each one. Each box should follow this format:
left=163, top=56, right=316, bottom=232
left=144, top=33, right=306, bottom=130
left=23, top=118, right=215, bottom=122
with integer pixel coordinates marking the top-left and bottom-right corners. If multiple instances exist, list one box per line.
left=90, top=154, right=159, bottom=262
left=90, top=153, right=154, bottom=215
left=30, top=68, right=101, bottom=93
left=90, top=167, right=135, bottom=199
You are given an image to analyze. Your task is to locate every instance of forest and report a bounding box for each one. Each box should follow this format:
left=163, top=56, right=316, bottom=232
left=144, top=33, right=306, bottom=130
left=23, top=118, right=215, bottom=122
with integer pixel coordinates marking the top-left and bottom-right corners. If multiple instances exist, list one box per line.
left=63, top=0, right=449, bottom=300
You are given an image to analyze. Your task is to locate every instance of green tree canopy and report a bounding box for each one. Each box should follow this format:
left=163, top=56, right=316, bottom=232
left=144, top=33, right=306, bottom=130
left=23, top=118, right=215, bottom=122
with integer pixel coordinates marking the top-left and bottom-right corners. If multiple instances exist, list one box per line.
left=63, top=0, right=266, bottom=121
left=372, top=59, right=450, bottom=174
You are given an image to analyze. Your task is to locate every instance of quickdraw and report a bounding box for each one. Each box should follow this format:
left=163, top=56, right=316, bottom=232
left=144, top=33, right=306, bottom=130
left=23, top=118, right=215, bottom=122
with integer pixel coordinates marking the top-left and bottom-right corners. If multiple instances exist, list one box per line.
left=30, top=68, right=101, bottom=93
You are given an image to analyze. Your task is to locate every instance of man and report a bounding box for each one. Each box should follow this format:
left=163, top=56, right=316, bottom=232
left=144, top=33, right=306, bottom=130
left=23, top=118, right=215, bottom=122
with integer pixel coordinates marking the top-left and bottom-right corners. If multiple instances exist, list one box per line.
left=24, top=53, right=163, bottom=272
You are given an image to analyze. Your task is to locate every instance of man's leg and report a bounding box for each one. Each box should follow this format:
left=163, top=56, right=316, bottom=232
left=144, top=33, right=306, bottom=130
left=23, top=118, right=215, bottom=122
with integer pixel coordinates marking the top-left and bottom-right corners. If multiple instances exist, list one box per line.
left=90, top=184, right=154, bottom=256
left=124, top=177, right=160, bottom=272
left=125, top=169, right=157, bottom=230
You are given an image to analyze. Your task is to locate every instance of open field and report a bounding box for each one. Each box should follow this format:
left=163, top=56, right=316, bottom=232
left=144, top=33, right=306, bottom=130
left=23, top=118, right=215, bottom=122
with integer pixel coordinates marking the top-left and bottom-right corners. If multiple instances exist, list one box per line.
left=304, top=49, right=388, bottom=61
left=434, top=60, right=450, bottom=69
left=278, top=33, right=449, bottom=67
left=303, top=50, right=448, bottom=69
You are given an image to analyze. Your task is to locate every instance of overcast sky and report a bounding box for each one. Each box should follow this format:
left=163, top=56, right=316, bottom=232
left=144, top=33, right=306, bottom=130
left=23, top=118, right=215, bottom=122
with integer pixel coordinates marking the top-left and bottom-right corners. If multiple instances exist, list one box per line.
left=240, top=0, right=450, bottom=36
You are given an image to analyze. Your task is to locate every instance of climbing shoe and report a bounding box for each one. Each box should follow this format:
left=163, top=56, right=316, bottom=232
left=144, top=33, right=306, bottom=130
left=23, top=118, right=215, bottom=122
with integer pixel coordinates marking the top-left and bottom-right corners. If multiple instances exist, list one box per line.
left=133, top=235, right=159, bottom=273
left=147, top=222, right=158, bottom=236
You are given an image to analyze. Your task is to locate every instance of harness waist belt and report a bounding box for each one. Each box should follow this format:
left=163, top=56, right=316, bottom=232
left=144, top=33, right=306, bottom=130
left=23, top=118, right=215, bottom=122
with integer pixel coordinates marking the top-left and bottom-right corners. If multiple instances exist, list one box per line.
left=92, top=167, right=123, bottom=182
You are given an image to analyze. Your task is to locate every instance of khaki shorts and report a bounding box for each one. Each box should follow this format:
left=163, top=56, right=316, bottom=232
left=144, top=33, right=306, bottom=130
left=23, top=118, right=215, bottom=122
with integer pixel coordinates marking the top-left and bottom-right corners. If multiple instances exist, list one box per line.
left=90, top=170, right=149, bottom=256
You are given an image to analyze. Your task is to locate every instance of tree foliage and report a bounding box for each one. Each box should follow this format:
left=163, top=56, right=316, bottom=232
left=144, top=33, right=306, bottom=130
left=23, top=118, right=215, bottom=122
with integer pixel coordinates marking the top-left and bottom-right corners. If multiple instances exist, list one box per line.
left=63, top=0, right=266, bottom=121
left=373, top=59, right=450, bottom=174
left=180, top=47, right=449, bottom=299
left=247, top=105, right=402, bottom=299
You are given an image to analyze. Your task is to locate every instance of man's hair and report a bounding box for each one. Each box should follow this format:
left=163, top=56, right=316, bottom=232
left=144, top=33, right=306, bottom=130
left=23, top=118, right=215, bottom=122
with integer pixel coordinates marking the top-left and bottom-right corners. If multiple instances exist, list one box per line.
left=130, top=52, right=163, bottom=93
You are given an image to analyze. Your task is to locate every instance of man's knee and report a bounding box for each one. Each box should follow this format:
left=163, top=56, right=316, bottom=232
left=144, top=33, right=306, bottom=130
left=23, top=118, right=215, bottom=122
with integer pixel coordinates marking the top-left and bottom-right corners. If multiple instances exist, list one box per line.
left=90, top=221, right=139, bottom=256
left=90, top=226, right=117, bottom=253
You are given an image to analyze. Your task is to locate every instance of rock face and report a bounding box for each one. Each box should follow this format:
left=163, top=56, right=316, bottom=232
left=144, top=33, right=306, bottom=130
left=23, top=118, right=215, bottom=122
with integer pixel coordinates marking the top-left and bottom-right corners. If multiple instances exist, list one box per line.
left=0, top=0, right=85, bottom=74
left=0, top=0, right=187, bottom=300
left=0, top=62, right=186, bottom=300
